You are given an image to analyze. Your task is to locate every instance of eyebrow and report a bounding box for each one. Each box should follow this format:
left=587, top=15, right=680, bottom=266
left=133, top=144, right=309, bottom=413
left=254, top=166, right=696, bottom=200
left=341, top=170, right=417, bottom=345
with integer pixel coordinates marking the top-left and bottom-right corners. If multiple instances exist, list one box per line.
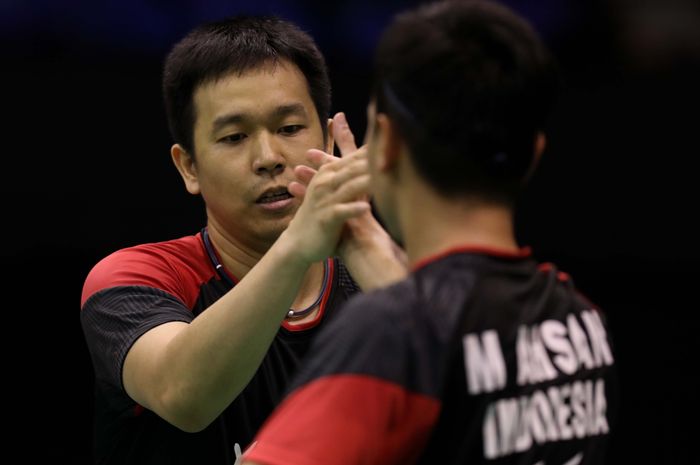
left=273, top=103, right=308, bottom=119
left=212, top=103, right=308, bottom=134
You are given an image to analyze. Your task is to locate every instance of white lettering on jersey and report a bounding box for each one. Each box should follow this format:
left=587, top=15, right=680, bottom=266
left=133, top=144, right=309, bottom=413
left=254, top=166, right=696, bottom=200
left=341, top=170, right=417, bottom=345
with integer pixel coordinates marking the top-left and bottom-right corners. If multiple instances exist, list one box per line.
left=581, top=310, right=614, bottom=367
left=482, top=379, right=609, bottom=459
left=517, top=325, right=558, bottom=385
left=516, top=310, right=614, bottom=387
left=541, top=320, right=577, bottom=375
left=463, top=330, right=507, bottom=394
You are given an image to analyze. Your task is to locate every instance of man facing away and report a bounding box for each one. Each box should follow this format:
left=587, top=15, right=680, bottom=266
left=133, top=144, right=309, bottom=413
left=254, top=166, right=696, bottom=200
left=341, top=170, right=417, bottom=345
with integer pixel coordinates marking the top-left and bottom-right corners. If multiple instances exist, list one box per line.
left=242, top=1, right=618, bottom=464
left=80, top=15, right=405, bottom=465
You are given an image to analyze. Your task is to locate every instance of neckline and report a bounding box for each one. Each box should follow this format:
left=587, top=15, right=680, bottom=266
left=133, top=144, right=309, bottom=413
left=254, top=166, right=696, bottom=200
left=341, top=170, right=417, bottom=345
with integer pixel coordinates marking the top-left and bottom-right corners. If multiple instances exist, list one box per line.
left=200, top=227, right=331, bottom=320
left=285, top=259, right=330, bottom=319
left=411, top=245, right=532, bottom=272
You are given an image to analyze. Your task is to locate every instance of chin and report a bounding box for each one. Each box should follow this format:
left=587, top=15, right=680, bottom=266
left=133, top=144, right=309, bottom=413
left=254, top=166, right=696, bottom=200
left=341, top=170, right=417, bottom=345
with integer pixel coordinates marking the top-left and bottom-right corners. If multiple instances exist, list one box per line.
left=264, top=217, right=293, bottom=241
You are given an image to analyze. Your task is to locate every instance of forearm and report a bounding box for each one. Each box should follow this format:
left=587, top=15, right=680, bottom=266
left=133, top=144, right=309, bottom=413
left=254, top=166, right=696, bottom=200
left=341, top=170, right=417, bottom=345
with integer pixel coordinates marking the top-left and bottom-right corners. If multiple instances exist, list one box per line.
left=339, top=214, right=408, bottom=291
left=124, top=231, right=312, bottom=431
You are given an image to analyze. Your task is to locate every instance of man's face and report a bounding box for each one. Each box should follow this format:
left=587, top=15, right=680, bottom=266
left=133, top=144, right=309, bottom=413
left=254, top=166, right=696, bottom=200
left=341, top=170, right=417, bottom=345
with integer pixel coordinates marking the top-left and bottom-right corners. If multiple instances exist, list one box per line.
left=190, top=61, right=327, bottom=250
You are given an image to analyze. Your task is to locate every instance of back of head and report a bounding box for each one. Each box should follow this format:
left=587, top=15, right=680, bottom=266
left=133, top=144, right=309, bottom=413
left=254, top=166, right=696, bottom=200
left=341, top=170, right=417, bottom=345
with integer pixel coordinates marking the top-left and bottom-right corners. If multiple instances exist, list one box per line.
left=163, top=16, right=331, bottom=155
left=373, top=0, right=558, bottom=206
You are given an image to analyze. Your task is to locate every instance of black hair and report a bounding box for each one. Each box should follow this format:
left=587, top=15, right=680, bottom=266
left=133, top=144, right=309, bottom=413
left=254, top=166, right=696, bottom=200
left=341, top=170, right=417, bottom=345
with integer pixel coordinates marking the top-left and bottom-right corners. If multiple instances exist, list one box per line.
left=373, top=0, right=558, bottom=205
left=163, top=15, right=331, bottom=155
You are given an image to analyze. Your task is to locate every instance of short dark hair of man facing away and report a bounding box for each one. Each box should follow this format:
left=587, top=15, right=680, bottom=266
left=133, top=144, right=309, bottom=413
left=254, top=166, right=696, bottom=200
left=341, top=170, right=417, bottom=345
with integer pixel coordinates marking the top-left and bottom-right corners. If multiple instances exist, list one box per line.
left=372, top=0, right=559, bottom=206
left=162, top=16, right=332, bottom=156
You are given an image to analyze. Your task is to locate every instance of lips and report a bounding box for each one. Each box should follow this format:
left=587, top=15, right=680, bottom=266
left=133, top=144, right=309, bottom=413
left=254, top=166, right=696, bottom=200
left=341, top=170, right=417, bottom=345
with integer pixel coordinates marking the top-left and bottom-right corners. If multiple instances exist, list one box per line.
left=256, top=187, right=293, bottom=204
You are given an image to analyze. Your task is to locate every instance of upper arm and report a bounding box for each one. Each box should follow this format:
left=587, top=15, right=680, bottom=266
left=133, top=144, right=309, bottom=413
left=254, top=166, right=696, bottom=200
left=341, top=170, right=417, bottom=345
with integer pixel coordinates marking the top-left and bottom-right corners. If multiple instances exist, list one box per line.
left=122, top=320, right=189, bottom=411
left=81, top=248, right=196, bottom=403
left=243, top=374, right=440, bottom=465
left=242, top=292, right=441, bottom=465
left=81, top=285, right=194, bottom=392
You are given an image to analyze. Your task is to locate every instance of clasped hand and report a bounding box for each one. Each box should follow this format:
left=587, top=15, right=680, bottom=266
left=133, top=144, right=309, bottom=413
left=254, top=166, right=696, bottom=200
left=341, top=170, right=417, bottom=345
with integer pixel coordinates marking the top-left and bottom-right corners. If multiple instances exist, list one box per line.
left=282, top=112, right=372, bottom=265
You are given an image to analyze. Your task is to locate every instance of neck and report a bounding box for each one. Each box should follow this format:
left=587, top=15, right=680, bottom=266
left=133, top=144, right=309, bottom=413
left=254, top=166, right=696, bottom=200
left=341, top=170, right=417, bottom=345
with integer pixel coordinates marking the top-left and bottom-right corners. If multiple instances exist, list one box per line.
left=289, top=258, right=327, bottom=311
left=397, top=184, right=519, bottom=268
left=204, top=223, right=326, bottom=310
left=205, top=223, right=269, bottom=279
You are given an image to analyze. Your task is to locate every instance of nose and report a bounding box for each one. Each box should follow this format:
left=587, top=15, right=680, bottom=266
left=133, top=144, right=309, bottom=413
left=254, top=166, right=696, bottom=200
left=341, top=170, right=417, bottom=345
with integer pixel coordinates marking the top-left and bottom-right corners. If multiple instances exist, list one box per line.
left=252, top=132, right=285, bottom=176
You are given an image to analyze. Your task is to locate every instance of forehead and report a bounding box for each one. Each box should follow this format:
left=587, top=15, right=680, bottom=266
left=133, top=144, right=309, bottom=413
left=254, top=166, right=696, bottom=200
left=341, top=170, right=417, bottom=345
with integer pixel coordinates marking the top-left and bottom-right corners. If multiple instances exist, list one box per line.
left=193, top=61, right=317, bottom=126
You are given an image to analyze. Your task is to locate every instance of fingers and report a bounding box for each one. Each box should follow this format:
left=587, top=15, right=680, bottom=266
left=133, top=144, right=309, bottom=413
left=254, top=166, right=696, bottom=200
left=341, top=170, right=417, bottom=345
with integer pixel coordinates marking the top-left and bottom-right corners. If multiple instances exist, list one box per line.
left=292, top=147, right=366, bottom=198
left=330, top=173, right=370, bottom=203
left=311, top=173, right=371, bottom=224
left=293, top=164, right=317, bottom=186
left=331, top=200, right=371, bottom=222
left=333, top=112, right=358, bottom=156
left=315, top=153, right=368, bottom=191
left=313, top=171, right=371, bottom=219
left=288, top=181, right=307, bottom=199
left=306, top=149, right=336, bottom=167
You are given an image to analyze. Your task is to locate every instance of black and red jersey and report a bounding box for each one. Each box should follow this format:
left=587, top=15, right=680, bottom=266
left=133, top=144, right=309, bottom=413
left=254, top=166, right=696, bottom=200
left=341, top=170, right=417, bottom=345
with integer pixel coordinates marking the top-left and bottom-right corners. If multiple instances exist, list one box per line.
left=80, top=231, right=360, bottom=465
left=244, top=247, right=618, bottom=465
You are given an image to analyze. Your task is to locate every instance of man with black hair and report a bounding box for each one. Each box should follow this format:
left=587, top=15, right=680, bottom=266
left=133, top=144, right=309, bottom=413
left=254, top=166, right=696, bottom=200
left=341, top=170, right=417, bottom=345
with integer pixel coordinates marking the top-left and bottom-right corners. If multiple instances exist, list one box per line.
left=80, top=15, right=405, bottom=465
left=243, top=1, right=618, bottom=464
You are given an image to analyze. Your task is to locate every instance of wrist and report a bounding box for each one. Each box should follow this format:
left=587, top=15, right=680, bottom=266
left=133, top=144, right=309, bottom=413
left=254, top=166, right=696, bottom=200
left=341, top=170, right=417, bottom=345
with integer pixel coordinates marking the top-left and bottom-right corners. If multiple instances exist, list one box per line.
left=273, top=228, right=316, bottom=270
left=346, top=212, right=388, bottom=245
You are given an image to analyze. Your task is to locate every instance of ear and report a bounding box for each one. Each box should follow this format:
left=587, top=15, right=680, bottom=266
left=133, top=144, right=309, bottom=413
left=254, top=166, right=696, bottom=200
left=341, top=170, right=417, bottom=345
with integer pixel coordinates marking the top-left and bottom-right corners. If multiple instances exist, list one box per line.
left=325, top=117, right=335, bottom=154
left=171, top=144, right=201, bottom=195
left=522, top=132, right=546, bottom=182
left=375, top=113, right=402, bottom=173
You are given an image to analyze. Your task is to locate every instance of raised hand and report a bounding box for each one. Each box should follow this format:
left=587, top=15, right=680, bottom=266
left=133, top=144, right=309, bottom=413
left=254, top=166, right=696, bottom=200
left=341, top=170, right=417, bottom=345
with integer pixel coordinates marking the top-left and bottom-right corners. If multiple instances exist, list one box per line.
left=283, top=140, right=371, bottom=266
left=286, top=111, right=406, bottom=289
left=330, top=112, right=408, bottom=289
left=288, top=112, right=365, bottom=200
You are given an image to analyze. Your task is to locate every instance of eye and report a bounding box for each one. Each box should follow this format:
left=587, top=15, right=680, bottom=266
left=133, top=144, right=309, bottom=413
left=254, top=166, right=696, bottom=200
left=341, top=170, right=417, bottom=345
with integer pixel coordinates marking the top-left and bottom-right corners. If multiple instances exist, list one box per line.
left=220, top=133, right=247, bottom=144
left=279, top=125, right=304, bottom=135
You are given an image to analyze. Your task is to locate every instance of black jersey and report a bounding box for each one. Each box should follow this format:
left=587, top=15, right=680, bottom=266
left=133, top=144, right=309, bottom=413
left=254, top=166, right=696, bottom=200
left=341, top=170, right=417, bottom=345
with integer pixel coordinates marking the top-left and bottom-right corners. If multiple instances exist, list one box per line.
left=80, top=232, right=360, bottom=465
left=244, top=247, right=618, bottom=465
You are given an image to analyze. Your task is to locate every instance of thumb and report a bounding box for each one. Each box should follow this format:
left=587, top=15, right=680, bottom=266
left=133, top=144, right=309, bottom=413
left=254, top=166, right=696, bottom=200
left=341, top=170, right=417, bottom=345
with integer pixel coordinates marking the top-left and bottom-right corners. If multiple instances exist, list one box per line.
left=333, top=112, right=358, bottom=156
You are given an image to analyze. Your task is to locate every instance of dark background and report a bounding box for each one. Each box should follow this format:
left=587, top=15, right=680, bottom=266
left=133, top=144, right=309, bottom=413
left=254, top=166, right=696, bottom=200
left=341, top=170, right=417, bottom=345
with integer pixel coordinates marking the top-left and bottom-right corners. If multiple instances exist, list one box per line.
left=3, top=0, right=698, bottom=463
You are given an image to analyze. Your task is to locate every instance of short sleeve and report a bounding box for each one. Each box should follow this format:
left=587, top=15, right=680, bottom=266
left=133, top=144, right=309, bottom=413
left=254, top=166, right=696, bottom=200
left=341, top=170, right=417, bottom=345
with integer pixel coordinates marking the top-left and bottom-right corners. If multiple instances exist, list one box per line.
left=243, top=287, right=443, bottom=465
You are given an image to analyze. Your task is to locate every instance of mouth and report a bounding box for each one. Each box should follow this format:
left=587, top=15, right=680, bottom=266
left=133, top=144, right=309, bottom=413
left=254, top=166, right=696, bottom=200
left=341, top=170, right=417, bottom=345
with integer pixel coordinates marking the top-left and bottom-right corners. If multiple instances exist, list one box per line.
left=256, top=186, right=293, bottom=204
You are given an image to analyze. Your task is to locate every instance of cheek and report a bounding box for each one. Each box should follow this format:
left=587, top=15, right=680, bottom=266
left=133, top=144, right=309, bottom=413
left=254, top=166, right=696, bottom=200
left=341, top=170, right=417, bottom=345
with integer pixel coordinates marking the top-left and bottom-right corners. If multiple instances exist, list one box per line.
left=371, top=188, right=394, bottom=238
left=288, top=135, right=326, bottom=169
left=368, top=167, right=381, bottom=198
left=369, top=173, right=390, bottom=214
left=198, top=160, right=248, bottom=199
left=368, top=149, right=383, bottom=191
